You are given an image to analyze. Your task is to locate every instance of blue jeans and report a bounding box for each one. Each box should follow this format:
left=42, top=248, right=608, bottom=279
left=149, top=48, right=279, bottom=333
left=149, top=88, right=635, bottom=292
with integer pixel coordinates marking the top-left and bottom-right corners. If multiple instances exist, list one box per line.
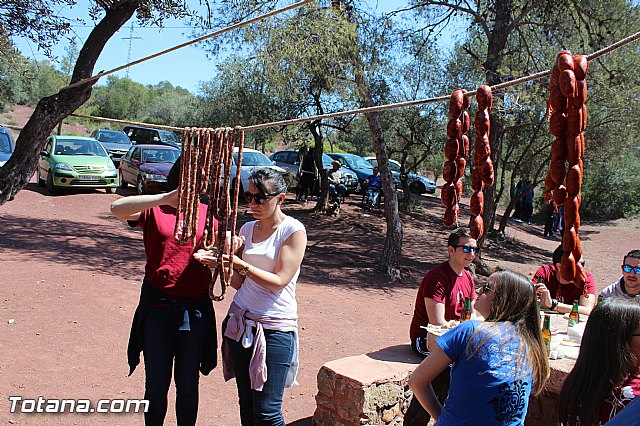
left=366, top=187, right=381, bottom=206
left=228, top=329, right=295, bottom=426
left=143, top=306, right=206, bottom=426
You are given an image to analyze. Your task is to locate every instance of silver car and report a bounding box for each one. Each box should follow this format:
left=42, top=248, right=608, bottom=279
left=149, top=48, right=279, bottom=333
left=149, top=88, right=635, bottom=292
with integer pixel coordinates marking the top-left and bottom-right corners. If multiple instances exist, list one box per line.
left=364, top=157, right=436, bottom=194
left=270, top=150, right=359, bottom=193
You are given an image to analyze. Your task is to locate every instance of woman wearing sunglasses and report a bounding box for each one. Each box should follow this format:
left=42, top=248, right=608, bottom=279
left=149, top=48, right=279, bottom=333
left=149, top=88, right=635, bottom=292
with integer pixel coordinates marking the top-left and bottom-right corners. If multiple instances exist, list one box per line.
left=408, top=270, right=549, bottom=425
left=559, top=297, right=640, bottom=425
left=213, top=168, right=306, bottom=426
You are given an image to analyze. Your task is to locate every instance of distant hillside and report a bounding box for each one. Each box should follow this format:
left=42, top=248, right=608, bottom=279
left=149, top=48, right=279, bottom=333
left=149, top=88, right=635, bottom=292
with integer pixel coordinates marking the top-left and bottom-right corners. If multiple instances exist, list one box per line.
left=0, top=105, right=90, bottom=141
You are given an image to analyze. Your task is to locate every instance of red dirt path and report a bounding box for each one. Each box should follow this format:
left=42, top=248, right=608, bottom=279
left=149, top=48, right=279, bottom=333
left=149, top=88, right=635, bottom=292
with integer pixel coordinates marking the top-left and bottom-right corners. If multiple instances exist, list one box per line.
left=1, top=179, right=638, bottom=425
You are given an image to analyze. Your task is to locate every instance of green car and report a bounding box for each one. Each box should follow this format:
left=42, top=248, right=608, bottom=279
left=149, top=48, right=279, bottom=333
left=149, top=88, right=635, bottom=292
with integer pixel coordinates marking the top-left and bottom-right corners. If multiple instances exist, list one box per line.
left=37, top=136, right=119, bottom=194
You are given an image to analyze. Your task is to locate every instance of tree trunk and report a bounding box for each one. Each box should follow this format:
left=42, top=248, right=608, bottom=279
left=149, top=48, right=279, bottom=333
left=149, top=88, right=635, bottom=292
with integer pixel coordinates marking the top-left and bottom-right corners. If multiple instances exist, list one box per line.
left=0, top=1, right=140, bottom=205
left=355, top=74, right=403, bottom=279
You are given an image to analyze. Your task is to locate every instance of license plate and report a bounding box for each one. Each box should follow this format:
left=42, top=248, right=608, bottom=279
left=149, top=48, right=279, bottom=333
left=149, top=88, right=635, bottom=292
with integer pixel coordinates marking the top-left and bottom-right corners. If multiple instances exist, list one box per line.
left=78, top=175, right=100, bottom=181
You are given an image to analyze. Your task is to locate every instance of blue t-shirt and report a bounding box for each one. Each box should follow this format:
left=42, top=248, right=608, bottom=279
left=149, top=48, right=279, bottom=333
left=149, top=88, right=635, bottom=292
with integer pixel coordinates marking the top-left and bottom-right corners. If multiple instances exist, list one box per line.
left=368, top=174, right=382, bottom=189
left=436, top=320, right=533, bottom=426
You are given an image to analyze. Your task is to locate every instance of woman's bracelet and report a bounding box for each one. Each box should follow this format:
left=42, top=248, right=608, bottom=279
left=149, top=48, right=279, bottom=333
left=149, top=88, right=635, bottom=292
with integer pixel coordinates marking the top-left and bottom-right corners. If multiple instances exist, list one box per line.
left=550, top=299, right=559, bottom=310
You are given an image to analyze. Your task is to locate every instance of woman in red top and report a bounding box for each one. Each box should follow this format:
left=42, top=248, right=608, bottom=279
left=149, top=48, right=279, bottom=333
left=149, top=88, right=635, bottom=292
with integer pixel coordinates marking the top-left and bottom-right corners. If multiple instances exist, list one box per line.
left=111, top=160, right=219, bottom=426
left=559, top=297, right=640, bottom=425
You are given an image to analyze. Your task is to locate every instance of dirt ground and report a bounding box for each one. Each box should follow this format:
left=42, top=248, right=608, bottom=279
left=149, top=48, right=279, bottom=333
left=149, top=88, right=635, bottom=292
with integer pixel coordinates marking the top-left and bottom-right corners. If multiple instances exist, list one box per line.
left=1, top=178, right=638, bottom=425
left=1, top=107, right=639, bottom=425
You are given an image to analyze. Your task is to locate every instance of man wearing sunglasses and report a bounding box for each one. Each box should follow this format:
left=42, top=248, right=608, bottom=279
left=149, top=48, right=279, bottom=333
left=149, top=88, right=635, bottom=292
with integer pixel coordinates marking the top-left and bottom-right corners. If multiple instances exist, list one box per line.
left=533, top=245, right=596, bottom=315
left=409, top=227, right=478, bottom=357
left=600, top=249, right=640, bottom=300
left=406, top=228, right=477, bottom=424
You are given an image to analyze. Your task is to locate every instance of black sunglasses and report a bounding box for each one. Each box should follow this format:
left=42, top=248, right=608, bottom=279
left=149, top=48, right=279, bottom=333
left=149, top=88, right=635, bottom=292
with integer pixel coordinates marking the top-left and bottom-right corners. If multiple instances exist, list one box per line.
left=456, top=245, right=478, bottom=254
left=244, top=191, right=280, bottom=205
left=478, top=283, right=492, bottom=294
left=623, top=264, right=640, bottom=274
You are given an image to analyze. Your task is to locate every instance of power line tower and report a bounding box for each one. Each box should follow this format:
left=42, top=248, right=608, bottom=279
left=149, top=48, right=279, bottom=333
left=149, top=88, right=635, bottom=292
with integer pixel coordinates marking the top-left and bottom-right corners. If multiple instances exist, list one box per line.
left=121, top=21, right=142, bottom=78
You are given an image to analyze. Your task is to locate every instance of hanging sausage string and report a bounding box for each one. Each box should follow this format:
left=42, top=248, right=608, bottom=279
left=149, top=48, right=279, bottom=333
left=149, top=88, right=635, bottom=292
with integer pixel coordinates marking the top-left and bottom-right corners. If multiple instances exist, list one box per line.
left=175, top=126, right=245, bottom=301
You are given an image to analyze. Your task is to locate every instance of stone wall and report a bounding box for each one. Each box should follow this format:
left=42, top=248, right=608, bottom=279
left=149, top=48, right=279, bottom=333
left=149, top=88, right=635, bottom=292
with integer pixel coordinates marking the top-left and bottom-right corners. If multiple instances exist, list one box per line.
left=312, top=344, right=422, bottom=426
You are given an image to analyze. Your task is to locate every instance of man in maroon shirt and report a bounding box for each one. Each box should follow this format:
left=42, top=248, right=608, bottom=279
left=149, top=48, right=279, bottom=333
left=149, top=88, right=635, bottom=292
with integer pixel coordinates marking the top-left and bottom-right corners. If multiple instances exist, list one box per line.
left=405, top=228, right=477, bottom=426
left=533, top=245, right=596, bottom=316
left=409, top=227, right=477, bottom=357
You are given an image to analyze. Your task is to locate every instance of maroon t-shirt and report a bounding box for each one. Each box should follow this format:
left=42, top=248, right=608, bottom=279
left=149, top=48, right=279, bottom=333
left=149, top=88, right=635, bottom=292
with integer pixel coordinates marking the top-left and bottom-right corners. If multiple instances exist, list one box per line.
left=599, top=375, right=640, bottom=423
left=532, top=264, right=595, bottom=304
left=132, top=204, right=216, bottom=300
left=409, top=261, right=476, bottom=340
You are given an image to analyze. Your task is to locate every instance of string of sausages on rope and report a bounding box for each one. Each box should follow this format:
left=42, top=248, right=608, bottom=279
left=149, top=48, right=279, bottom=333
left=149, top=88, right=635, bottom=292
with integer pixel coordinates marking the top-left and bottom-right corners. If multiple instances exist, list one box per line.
left=174, top=127, right=245, bottom=301
left=68, top=31, right=640, bottom=301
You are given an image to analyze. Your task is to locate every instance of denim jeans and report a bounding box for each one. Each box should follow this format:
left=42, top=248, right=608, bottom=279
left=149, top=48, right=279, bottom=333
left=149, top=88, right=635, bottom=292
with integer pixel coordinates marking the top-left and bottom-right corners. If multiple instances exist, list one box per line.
left=143, top=306, right=207, bottom=426
left=228, top=329, right=295, bottom=426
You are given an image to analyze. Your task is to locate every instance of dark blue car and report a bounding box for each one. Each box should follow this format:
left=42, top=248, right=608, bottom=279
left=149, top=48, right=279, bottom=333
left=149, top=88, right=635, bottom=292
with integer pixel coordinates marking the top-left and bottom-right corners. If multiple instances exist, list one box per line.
left=0, top=126, right=15, bottom=168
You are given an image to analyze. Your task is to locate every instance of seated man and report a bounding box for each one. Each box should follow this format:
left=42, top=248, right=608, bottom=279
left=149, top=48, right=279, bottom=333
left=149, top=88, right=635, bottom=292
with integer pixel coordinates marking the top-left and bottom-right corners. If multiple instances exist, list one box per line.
left=600, top=249, right=640, bottom=300
left=363, top=166, right=382, bottom=209
left=327, top=160, right=347, bottom=207
left=405, top=227, right=477, bottom=425
left=409, top=227, right=477, bottom=357
left=533, top=245, right=596, bottom=315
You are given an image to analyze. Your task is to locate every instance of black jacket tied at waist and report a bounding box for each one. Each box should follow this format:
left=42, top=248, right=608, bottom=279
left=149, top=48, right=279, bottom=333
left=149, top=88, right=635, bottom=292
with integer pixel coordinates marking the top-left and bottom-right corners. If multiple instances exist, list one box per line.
left=127, top=281, right=217, bottom=376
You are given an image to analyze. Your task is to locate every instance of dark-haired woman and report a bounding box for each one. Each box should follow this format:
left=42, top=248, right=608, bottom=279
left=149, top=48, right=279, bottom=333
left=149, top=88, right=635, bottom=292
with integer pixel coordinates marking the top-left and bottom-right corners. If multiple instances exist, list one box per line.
left=198, top=168, right=307, bottom=426
left=559, top=297, right=640, bottom=425
left=408, top=270, right=549, bottom=425
left=110, top=159, right=218, bottom=425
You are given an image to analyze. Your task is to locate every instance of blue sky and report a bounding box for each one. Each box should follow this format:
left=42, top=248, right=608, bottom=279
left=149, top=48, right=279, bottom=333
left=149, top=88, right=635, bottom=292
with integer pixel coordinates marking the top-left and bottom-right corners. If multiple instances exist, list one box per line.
left=11, top=1, right=456, bottom=93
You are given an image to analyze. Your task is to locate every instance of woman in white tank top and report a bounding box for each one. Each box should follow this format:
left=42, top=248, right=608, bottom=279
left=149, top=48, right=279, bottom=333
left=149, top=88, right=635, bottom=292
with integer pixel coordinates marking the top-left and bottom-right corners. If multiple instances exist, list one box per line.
left=207, top=168, right=307, bottom=426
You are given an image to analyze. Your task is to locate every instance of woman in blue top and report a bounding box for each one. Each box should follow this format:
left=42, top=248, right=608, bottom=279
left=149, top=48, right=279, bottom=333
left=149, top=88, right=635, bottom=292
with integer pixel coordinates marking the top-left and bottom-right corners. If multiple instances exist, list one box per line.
left=409, top=270, right=549, bottom=425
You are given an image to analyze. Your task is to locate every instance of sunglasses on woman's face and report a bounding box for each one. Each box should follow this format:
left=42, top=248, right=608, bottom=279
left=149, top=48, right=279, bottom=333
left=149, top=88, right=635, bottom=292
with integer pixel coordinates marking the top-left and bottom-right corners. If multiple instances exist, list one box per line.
left=244, top=191, right=279, bottom=205
left=479, top=283, right=492, bottom=294
left=622, top=264, right=640, bottom=274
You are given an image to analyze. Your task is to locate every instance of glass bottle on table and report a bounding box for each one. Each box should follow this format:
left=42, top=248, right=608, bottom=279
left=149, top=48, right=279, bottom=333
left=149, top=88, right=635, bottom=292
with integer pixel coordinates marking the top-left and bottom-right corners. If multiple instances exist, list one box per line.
left=568, top=301, right=580, bottom=327
left=542, top=314, right=552, bottom=354
left=460, top=296, right=471, bottom=322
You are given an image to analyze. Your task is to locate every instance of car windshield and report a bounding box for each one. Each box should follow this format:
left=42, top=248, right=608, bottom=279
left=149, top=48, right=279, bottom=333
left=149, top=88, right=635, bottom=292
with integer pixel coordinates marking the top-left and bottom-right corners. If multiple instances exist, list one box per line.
left=322, top=154, right=334, bottom=167
left=0, top=133, right=12, bottom=153
left=345, top=156, right=373, bottom=170
left=142, top=148, right=179, bottom=163
left=54, top=139, right=108, bottom=156
left=369, top=158, right=402, bottom=172
left=97, top=130, right=130, bottom=144
left=158, top=130, right=180, bottom=144
left=234, top=151, right=272, bottom=166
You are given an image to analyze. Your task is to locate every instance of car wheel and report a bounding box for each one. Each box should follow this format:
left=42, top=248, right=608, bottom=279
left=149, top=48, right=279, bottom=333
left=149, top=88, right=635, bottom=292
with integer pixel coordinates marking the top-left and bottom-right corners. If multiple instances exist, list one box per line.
left=409, top=181, right=425, bottom=195
left=37, top=169, right=45, bottom=187
left=105, top=187, right=117, bottom=194
left=46, top=172, right=58, bottom=194
left=119, top=171, right=128, bottom=188
left=136, top=176, right=145, bottom=195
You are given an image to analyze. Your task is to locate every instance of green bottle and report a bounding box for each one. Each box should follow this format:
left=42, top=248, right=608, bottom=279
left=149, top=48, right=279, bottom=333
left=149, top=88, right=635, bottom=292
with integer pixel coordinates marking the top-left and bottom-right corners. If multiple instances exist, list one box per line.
left=568, top=302, right=579, bottom=327
left=542, top=315, right=552, bottom=353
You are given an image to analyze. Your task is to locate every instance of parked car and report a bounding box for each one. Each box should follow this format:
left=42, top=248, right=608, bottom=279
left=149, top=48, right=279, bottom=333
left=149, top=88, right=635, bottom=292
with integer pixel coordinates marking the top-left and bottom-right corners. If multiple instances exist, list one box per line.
left=269, top=150, right=359, bottom=193
left=119, top=144, right=180, bottom=194
left=0, top=126, right=15, bottom=167
left=37, top=136, right=118, bottom=194
left=232, top=148, right=286, bottom=197
left=364, top=157, right=436, bottom=194
left=90, top=129, right=132, bottom=166
left=327, top=152, right=403, bottom=192
left=123, top=125, right=181, bottom=149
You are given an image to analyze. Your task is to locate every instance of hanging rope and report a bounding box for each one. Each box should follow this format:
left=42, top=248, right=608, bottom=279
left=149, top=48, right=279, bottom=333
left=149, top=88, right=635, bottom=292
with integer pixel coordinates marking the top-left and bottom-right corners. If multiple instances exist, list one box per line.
left=65, top=0, right=315, bottom=90
left=70, top=30, right=640, bottom=132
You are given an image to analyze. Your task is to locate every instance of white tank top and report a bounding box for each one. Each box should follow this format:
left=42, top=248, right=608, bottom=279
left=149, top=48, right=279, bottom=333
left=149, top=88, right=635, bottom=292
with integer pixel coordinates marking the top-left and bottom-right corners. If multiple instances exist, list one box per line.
left=232, top=215, right=306, bottom=321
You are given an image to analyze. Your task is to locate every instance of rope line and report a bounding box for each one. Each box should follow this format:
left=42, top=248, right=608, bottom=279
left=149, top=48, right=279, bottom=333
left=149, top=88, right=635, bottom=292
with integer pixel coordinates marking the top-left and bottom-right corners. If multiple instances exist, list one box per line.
left=65, top=0, right=315, bottom=90
left=70, top=30, right=640, bottom=133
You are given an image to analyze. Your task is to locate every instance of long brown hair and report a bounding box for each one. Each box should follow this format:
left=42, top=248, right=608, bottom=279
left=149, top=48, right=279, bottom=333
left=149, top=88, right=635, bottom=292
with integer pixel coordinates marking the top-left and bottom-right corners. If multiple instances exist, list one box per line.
left=559, top=297, right=640, bottom=426
left=467, top=270, right=550, bottom=395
